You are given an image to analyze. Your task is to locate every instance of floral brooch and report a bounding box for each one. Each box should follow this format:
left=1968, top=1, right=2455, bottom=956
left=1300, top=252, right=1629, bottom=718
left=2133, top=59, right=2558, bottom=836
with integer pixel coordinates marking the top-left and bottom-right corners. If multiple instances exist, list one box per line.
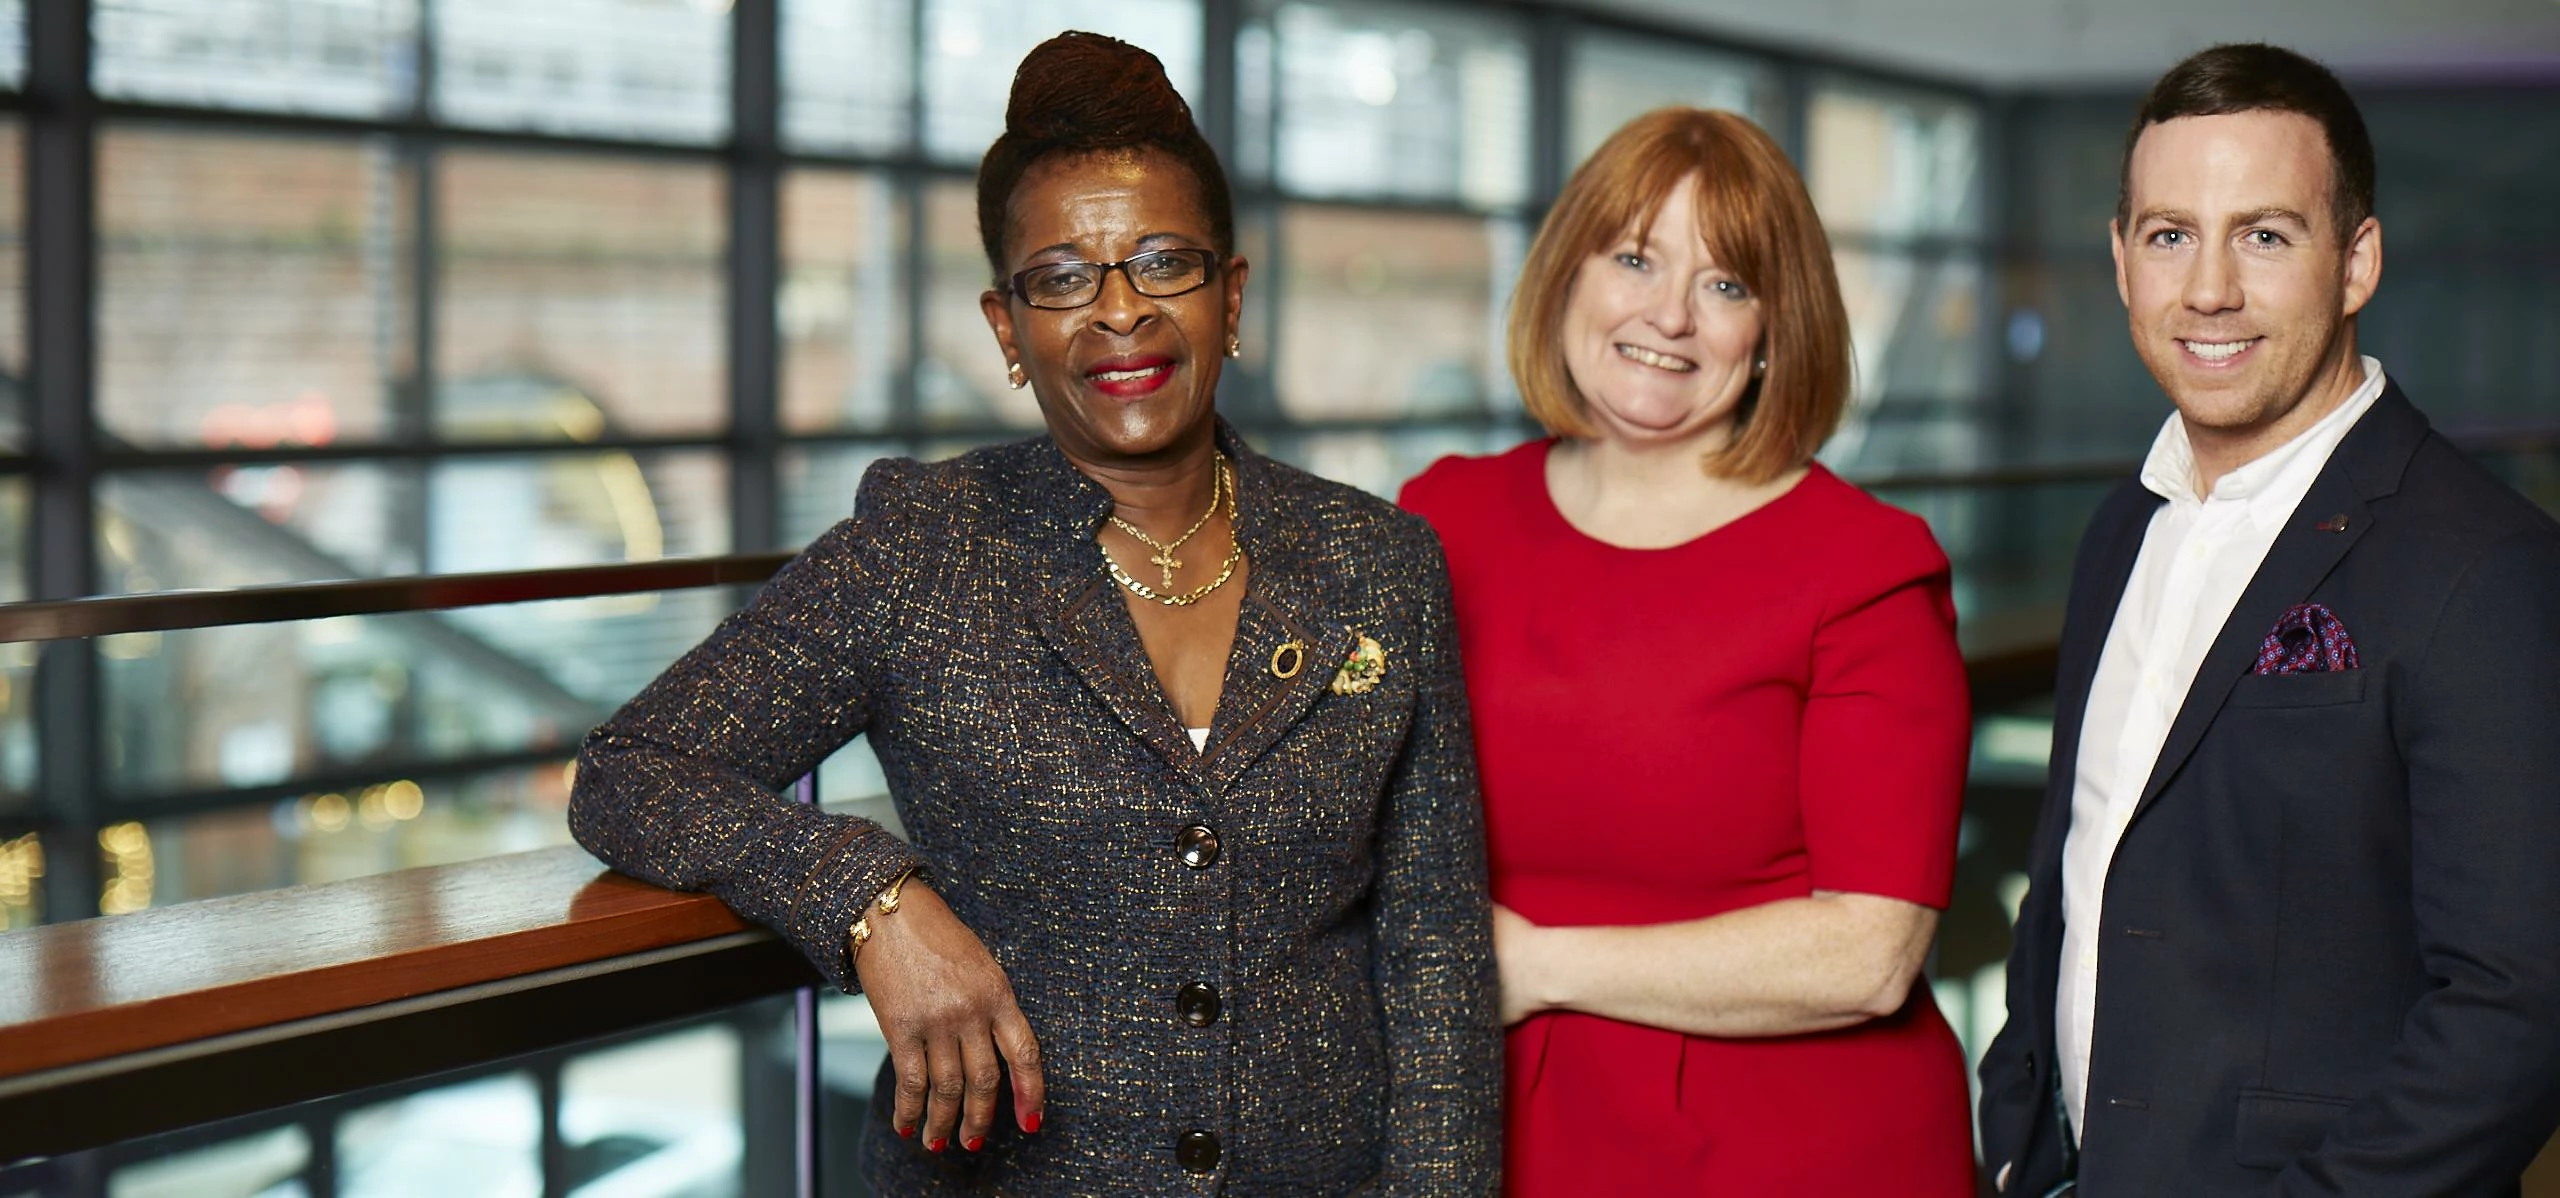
left=1331, top=631, right=1385, bottom=695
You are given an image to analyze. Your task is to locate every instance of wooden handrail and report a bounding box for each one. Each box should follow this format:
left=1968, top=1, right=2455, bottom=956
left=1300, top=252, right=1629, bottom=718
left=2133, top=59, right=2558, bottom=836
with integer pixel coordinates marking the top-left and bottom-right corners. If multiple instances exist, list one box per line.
left=0, top=552, right=796, bottom=644
left=0, top=845, right=754, bottom=1083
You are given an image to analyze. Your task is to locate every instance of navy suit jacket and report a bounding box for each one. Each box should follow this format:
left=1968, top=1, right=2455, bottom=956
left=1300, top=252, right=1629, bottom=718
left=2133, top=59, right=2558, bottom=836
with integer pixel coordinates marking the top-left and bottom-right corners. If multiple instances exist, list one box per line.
left=1978, top=384, right=2560, bottom=1196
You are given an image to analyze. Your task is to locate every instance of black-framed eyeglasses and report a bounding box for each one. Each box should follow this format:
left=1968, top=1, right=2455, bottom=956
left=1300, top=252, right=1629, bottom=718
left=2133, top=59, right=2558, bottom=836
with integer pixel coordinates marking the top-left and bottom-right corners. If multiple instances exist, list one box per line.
left=1006, top=248, right=1220, bottom=311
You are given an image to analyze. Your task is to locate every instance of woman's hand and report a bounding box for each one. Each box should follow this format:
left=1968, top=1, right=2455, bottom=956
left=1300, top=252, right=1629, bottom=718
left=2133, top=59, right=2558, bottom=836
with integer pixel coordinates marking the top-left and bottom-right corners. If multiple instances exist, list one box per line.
left=1491, top=902, right=1551, bottom=1026
left=853, top=881, right=1045, bottom=1153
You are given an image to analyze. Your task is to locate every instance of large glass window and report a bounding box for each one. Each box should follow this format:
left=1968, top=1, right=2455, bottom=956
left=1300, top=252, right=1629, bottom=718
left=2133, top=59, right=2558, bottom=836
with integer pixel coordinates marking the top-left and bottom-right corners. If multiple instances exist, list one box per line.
left=1270, top=206, right=1522, bottom=421
left=781, top=170, right=907, bottom=433
left=338, top=1072, right=545, bottom=1191
left=101, top=461, right=417, bottom=589
left=0, top=829, right=34, bottom=929
left=437, top=151, right=726, bottom=440
left=1826, top=251, right=1990, bottom=466
left=1809, top=78, right=1983, bottom=239
left=1259, top=425, right=1516, bottom=499
left=102, top=1123, right=313, bottom=1195
left=559, top=1021, right=755, bottom=1196
left=781, top=0, right=914, bottom=156
left=781, top=442, right=902, bottom=546
left=92, top=762, right=576, bottom=909
left=433, top=0, right=730, bottom=145
left=97, top=128, right=414, bottom=449
left=1807, top=78, right=1991, bottom=475
left=921, top=0, right=1203, bottom=164
left=1245, top=0, right=1530, bottom=208
left=0, top=609, right=28, bottom=813
left=93, top=0, right=422, bottom=118
left=921, top=179, right=1041, bottom=430
left=1566, top=30, right=1780, bottom=169
left=0, top=1, right=22, bottom=91
left=96, top=450, right=726, bottom=800
left=0, top=121, right=21, bottom=449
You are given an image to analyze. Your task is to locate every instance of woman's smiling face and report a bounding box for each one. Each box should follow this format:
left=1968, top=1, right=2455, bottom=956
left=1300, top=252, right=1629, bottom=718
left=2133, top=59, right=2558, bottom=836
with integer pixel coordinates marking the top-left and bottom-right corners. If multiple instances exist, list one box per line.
left=1559, top=173, right=1765, bottom=451
left=980, top=148, right=1248, bottom=467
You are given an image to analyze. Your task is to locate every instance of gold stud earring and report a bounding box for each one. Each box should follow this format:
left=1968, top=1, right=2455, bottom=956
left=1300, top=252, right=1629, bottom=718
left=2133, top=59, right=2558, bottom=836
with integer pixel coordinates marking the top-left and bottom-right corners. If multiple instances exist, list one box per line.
left=1007, top=362, right=1027, bottom=390
left=1225, top=333, right=1242, bottom=359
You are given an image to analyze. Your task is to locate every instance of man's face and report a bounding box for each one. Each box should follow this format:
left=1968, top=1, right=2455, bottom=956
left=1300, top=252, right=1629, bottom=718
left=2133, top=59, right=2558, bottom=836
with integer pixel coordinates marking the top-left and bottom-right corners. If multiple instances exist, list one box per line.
left=2113, top=110, right=2380, bottom=442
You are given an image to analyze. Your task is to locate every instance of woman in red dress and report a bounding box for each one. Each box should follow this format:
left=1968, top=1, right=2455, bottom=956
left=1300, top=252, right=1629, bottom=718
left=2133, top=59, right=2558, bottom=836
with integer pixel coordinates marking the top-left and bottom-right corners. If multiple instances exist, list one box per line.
left=1401, top=108, right=1976, bottom=1195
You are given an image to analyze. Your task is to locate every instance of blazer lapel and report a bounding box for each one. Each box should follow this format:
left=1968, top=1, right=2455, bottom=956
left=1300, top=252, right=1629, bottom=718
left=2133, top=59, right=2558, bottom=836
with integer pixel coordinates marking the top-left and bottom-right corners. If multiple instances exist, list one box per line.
left=2048, top=485, right=2163, bottom=812
left=2128, top=485, right=2370, bottom=818
left=1199, top=577, right=1354, bottom=795
left=1004, top=435, right=1207, bottom=778
left=1032, top=571, right=1207, bottom=777
left=1195, top=434, right=1355, bottom=795
left=2127, top=385, right=2427, bottom=822
left=2023, top=484, right=2160, bottom=1024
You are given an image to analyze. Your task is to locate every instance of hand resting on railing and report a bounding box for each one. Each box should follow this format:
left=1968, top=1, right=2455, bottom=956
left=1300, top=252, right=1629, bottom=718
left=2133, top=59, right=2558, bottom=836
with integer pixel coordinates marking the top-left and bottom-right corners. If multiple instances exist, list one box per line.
left=853, top=878, right=1046, bottom=1153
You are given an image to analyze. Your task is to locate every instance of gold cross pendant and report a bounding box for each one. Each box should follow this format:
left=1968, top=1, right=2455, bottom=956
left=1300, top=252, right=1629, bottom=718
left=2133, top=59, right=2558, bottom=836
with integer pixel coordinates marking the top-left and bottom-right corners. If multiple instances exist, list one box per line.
left=1149, top=549, right=1182, bottom=589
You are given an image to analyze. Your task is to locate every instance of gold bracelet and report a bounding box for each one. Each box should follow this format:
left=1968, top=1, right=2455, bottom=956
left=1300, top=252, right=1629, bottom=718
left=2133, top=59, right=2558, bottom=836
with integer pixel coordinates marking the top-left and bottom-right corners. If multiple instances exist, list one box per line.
left=848, top=865, right=922, bottom=970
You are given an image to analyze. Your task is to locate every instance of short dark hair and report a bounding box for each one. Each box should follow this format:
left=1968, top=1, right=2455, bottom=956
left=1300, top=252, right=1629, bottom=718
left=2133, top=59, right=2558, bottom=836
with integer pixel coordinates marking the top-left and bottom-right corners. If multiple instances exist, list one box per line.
left=975, top=32, right=1235, bottom=283
left=2117, top=43, right=2376, bottom=243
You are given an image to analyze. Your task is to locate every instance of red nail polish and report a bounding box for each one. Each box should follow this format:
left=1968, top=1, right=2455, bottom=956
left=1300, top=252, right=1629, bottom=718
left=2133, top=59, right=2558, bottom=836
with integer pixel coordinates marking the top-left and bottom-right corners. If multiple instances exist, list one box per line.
left=897, top=1125, right=916, bottom=1140
left=965, top=1136, right=985, bottom=1152
left=1024, top=1111, right=1042, bottom=1134
left=927, top=1138, right=947, bottom=1153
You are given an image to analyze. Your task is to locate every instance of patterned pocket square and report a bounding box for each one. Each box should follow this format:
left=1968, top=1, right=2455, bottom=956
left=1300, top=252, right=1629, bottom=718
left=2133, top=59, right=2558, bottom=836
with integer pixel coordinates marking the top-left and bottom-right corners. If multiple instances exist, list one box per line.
left=2253, top=602, right=2360, bottom=675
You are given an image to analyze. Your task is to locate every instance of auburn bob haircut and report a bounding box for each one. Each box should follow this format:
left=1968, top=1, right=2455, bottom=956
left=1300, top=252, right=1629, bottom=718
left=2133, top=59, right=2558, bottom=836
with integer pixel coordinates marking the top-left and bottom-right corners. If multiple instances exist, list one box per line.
left=1508, top=108, right=1850, bottom=484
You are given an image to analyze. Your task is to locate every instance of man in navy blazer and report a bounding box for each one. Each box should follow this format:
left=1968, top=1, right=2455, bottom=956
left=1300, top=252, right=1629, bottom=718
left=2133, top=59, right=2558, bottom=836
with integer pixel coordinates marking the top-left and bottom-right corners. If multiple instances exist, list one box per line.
left=1977, top=43, right=2560, bottom=1197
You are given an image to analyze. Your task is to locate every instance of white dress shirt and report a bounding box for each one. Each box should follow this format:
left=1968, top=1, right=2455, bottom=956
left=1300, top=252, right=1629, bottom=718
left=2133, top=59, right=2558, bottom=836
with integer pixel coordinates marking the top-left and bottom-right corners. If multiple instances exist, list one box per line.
left=2056, top=356, right=2388, bottom=1137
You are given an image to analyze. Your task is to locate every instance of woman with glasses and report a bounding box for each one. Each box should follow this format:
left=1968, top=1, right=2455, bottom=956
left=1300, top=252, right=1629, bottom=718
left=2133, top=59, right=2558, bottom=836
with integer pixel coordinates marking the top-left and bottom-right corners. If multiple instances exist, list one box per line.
left=568, top=31, right=1499, bottom=1197
left=1400, top=108, right=1976, bottom=1195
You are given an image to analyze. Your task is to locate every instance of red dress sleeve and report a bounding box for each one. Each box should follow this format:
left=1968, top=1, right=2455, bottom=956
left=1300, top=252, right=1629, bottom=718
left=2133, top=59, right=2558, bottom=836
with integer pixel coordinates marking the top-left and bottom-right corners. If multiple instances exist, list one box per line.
left=1797, top=506, right=1971, bottom=909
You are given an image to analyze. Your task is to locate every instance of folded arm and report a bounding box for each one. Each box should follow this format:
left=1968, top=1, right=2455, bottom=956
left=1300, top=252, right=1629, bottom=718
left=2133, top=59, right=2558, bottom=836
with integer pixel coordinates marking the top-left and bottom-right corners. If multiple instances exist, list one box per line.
left=1502, top=890, right=1937, bottom=1034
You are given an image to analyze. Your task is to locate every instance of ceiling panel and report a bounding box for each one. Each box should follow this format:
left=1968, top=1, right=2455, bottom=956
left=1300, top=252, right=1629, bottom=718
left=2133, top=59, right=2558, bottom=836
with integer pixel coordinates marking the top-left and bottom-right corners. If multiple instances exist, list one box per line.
left=1576, top=0, right=2560, bottom=88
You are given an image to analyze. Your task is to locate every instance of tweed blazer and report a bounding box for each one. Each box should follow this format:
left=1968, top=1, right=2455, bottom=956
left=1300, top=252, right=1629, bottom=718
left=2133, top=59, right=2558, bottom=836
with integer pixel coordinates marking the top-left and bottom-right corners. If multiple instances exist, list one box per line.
left=568, top=423, right=1501, bottom=1196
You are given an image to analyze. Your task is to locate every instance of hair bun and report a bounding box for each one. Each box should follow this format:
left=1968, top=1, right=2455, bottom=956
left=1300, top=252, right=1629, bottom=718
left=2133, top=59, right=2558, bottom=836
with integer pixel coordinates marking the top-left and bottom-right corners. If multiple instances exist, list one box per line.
left=1005, top=31, right=1196, bottom=148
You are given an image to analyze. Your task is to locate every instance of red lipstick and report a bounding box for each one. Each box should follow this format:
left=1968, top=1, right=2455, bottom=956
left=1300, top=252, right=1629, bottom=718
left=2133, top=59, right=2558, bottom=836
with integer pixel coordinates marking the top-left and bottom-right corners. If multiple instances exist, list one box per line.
left=1083, top=354, right=1176, bottom=400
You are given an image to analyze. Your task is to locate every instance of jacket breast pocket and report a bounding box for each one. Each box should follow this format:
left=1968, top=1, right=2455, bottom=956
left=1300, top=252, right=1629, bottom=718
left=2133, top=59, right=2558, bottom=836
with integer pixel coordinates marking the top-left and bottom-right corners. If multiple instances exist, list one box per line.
left=2235, top=1088, right=2353, bottom=1168
left=2226, top=669, right=2367, bottom=709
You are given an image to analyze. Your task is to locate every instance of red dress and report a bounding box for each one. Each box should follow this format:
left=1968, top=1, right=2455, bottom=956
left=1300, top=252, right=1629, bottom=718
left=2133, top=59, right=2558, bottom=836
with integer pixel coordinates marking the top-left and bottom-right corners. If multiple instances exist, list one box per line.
left=1401, top=441, right=1976, bottom=1197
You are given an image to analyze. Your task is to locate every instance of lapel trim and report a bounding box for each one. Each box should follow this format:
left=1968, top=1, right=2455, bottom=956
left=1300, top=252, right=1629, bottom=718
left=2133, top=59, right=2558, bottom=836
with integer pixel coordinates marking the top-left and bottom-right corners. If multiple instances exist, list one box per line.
left=2048, top=484, right=2163, bottom=808
left=1008, top=435, right=1204, bottom=777
left=2024, top=482, right=2160, bottom=1032
left=2127, top=385, right=2428, bottom=821
left=1200, top=587, right=1352, bottom=794
left=1196, top=435, right=1353, bottom=793
left=1038, top=572, right=1206, bottom=777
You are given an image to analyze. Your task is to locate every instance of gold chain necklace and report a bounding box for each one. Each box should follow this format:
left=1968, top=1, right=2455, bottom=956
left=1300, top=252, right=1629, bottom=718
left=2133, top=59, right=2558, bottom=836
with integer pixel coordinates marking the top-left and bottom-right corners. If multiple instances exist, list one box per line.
left=1106, top=454, right=1227, bottom=588
left=1103, top=456, right=1241, bottom=607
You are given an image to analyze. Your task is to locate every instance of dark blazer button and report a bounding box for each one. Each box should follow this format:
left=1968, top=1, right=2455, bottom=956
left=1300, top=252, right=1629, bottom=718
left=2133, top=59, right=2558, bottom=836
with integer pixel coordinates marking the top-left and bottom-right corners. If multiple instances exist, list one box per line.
left=1175, top=824, right=1221, bottom=868
left=1177, top=982, right=1221, bottom=1027
left=1176, top=1128, right=1221, bottom=1173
